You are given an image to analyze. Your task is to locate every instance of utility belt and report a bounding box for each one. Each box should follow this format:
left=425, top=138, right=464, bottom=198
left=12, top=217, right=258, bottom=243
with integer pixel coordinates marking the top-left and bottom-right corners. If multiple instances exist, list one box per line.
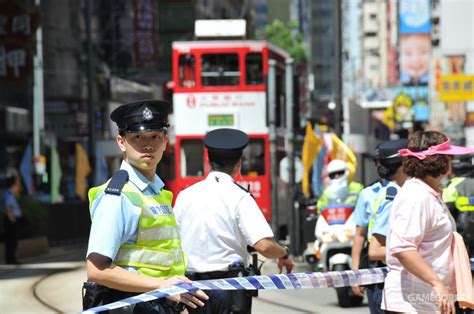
left=82, top=282, right=184, bottom=313
left=186, top=262, right=258, bottom=313
left=359, top=253, right=385, bottom=289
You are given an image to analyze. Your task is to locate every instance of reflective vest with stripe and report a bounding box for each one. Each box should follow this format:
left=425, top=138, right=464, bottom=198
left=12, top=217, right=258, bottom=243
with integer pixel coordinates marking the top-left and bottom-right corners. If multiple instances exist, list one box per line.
left=367, top=192, right=386, bottom=243
left=317, top=181, right=363, bottom=213
left=88, top=182, right=185, bottom=278
left=442, top=177, right=465, bottom=204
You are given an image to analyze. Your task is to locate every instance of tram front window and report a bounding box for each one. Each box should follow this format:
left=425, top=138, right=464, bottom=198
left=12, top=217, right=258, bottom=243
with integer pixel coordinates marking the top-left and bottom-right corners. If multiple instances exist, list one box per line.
left=241, top=139, right=265, bottom=176
left=180, top=139, right=204, bottom=177
left=201, top=53, right=240, bottom=86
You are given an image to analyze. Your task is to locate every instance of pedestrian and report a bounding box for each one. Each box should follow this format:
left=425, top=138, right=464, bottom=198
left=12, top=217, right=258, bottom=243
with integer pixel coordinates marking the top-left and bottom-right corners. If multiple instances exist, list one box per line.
left=366, top=139, right=408, bottom=314
left=351, top=145, right=384, bottom=299
left=382, top=130, right=474, bottom=313
left=173, top=128, right=295, bottom=314
left=84, top=100, right=208, bottom=313
left=2, top=168, right=23, bottom=265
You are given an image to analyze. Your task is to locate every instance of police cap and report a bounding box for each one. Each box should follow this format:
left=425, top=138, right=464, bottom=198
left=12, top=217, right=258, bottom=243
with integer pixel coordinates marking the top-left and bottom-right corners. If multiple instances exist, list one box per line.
left=204, top=128, right=249, bottom=160
left=110, top=100, right=171, bottom=133
left=378, top=139, right=408, bottom=166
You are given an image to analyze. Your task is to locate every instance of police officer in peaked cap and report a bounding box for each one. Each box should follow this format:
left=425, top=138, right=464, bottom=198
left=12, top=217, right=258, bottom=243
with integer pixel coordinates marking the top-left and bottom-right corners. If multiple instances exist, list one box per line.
left=174, top=128, right=295, bottom=314
left=84, top=100, right=207, bottom=313
left=367, top=138, right=408, bottom=314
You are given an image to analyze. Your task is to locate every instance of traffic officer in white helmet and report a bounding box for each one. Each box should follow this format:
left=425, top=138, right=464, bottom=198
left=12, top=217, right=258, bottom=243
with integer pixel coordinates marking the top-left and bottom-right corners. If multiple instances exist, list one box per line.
left=174, top=128, right=295, bottom=314
left=316, top=159, right=363, bottom=213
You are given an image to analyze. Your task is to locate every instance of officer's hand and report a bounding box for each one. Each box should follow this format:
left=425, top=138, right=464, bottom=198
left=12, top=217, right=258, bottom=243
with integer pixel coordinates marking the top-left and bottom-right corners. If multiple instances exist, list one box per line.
left=161, top=276, right=209, bottom=308
left=277, top=256, right=295, bottom=274
left=351, top=284, right=365, bottom=297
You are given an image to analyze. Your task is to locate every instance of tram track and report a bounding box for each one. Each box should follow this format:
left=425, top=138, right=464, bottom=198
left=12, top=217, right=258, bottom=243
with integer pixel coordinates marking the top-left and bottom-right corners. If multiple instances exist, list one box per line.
left=31, top=264, right=84, bottom=313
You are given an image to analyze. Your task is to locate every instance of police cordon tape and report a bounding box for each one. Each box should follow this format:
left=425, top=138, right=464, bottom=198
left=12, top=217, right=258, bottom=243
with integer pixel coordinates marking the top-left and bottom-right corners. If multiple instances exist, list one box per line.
left=83, top=267, right=388, bottom=313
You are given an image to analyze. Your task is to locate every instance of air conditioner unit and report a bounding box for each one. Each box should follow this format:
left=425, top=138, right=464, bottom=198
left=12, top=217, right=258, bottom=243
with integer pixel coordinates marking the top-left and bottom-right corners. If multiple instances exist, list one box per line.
left=0, top=106, right=30, bottom=133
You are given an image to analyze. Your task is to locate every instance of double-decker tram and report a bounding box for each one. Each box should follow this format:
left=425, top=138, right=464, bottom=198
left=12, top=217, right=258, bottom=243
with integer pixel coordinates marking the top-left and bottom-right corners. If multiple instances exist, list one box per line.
left=162, top=38, right=292, bottom=226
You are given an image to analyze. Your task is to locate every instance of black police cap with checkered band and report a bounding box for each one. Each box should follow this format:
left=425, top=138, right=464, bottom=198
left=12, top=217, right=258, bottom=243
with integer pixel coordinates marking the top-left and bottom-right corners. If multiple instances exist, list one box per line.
left=110, top=99, right=171, bottom=133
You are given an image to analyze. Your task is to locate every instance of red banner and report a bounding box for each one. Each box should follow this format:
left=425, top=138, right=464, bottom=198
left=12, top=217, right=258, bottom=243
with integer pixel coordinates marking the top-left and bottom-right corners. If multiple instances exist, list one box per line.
left=133, top=0, right=156, bottom=68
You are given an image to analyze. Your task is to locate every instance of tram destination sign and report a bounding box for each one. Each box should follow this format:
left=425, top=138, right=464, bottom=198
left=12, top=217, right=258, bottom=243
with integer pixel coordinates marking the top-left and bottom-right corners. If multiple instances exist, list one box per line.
left=208, top=114, right=234, bottom=126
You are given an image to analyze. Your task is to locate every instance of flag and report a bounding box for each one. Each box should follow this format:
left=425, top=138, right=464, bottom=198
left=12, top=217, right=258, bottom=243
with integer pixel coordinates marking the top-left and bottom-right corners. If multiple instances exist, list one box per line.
left=330, top=133, right=357, bottom=181
left=95, top=155, right=109, bottom=186
left=301, top=122, right=323, bottom=196
left=20, top=142, right=33, bottom=194
left=311, top=125, right=327, bottom=197
left=50, top=142, right=62, bottom=203
left=75, top=143, right=91, bottom=199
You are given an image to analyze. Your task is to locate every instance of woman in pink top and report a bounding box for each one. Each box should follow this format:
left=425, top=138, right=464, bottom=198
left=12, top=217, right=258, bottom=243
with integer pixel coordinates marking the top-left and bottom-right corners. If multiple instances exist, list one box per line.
left=382, top=131, right=474, bottom=314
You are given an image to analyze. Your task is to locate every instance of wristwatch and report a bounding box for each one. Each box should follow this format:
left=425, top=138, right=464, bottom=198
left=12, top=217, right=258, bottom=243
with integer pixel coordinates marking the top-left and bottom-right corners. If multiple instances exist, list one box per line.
left=280, top=245, right=290, bottom=260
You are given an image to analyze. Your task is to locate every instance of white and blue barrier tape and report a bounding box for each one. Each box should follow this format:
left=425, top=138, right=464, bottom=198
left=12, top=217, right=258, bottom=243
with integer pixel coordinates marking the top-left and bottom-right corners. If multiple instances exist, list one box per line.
left=83, top=267, right=388, bottom=313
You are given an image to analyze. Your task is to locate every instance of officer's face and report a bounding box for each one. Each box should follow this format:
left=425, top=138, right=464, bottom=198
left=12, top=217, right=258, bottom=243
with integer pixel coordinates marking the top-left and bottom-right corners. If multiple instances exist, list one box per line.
left=117, top=130, right=168, bottom=172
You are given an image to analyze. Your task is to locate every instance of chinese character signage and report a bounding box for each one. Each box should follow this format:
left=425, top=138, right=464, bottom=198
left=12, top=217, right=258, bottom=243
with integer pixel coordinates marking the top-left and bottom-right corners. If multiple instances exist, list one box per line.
left=0, top=2, right=38, bottom=83
left=133, top=0, right=156, bottom=68
left=439, top=75, right=474, bottom=102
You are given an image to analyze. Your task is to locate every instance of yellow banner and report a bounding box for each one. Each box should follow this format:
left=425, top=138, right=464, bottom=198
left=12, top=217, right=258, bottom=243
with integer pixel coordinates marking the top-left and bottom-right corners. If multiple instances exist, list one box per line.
left=75, top=143, right=91, bottom=200
left=439, top=75, right=474, bottom=102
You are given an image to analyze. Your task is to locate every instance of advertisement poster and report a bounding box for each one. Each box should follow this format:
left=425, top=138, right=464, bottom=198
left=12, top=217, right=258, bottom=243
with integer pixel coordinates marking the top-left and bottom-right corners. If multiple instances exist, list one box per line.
left=398, top=0, right=431, bottom=86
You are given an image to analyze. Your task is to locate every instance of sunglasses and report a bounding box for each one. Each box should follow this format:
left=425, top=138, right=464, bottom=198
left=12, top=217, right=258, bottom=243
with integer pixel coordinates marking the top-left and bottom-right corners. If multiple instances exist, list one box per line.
left=328, top=170, right=345, bottom=179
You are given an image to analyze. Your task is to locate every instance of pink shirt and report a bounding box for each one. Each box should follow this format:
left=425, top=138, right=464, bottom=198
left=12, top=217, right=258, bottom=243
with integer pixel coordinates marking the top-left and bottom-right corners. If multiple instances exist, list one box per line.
left=382, top=178, right=456, bottom=313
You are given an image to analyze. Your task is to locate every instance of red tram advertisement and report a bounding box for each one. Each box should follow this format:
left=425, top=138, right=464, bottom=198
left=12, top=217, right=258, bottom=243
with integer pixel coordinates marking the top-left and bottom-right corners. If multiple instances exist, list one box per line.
left=163, top=38, right=295, bottom=224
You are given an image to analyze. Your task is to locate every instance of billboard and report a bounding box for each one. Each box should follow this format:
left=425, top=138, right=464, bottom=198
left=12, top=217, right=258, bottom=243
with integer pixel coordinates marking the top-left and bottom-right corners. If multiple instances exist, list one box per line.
left=398, top=0, right=431, bottom=86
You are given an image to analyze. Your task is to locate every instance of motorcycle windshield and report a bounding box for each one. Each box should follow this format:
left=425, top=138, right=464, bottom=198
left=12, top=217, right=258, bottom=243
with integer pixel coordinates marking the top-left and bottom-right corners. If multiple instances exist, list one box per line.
left=320, top=204, right=354, bottom=225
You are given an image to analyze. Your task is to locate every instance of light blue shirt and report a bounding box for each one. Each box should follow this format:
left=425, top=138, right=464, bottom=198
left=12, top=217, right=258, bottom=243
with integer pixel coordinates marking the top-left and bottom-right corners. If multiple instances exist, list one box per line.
left=371, top=181, right=401, bottom=238
left=86, top=161, right=165, bottom=261
left=4, top=190, right=22, bottom=218
left=353, top=180, right=384, bottom=228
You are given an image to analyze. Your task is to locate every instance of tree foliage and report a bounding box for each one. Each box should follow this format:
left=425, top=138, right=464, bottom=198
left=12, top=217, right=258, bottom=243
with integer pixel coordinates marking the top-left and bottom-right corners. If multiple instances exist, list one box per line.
left=260, top=19, right=308, bottom=63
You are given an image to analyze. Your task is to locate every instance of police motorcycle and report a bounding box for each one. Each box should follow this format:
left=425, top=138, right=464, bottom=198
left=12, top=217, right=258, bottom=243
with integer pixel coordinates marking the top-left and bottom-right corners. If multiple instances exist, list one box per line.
left=303, top=160, right=363, bottom=307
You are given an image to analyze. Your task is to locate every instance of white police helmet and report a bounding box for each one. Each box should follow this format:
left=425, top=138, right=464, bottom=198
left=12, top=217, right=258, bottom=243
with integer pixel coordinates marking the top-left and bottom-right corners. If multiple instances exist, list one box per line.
left=327, top=159, right=349, bottom=178
left=326, top=159, right=349, bottom=202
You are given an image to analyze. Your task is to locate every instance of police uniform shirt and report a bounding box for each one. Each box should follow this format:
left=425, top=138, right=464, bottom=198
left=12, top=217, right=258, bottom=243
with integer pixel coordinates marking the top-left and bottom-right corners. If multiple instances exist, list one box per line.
left=173, top=171, right=274, bottom=273
left=86, top=160, right=165, bottom=270
left=353, top=180, right=385, bottom=228
left=370, top=181, right=401, bottom=239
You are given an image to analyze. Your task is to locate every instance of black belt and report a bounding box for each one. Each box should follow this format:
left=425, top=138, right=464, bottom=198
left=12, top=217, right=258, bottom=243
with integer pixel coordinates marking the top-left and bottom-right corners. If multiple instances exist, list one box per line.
left=186, top=271, right=231, bottom=280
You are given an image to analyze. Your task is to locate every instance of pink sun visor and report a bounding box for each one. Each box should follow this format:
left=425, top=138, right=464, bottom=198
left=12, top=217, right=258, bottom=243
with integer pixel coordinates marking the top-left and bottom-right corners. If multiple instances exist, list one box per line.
left=398, top=139, right=474, bottom=160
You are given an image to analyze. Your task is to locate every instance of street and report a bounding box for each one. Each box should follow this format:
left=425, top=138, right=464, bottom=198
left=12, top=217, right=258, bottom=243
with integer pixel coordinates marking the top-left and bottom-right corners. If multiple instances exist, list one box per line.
left=0, top=246, right=370, bottom=313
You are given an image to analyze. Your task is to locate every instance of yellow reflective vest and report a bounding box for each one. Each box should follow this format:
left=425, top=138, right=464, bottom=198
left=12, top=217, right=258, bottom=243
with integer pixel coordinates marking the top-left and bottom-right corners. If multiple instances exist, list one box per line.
left=88, top=182, right=185, bottom=278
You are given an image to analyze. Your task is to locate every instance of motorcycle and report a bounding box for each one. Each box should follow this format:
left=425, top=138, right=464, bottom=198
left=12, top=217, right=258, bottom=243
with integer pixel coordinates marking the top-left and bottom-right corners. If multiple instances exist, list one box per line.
left=303, top=202, right=364, bottom=308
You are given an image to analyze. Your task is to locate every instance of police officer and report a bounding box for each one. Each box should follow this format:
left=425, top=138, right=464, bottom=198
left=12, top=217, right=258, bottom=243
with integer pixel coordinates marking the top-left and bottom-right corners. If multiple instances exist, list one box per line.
left=316, top=159, right=363, bottom=214
left=2, top=168, right=23, bottom=265
left=367, top=139, right=408, bottom=314
left=173, top=128, right=295, bottom=314
left=84, top=100, right=207, bottom=313
left=443, top=157, right=474, bottom=260
left=351, top=145, right=385, bottom=298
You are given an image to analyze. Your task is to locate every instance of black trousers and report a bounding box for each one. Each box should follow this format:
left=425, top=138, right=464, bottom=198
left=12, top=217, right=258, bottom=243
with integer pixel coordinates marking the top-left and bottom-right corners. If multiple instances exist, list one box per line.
left=3, top=216, right=19, bottom=264
left=83, top=283, right=182, bottom=314
left=186, top=272, right=252, bottom=314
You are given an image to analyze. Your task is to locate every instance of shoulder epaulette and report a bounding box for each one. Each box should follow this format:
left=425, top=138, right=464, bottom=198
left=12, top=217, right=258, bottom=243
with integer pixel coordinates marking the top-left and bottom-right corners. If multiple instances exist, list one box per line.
left=105, top=170, right=129, bottom=195
left=234, top=182, right=255, bottom=199
left=386, top=186, right=398, bottom=201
